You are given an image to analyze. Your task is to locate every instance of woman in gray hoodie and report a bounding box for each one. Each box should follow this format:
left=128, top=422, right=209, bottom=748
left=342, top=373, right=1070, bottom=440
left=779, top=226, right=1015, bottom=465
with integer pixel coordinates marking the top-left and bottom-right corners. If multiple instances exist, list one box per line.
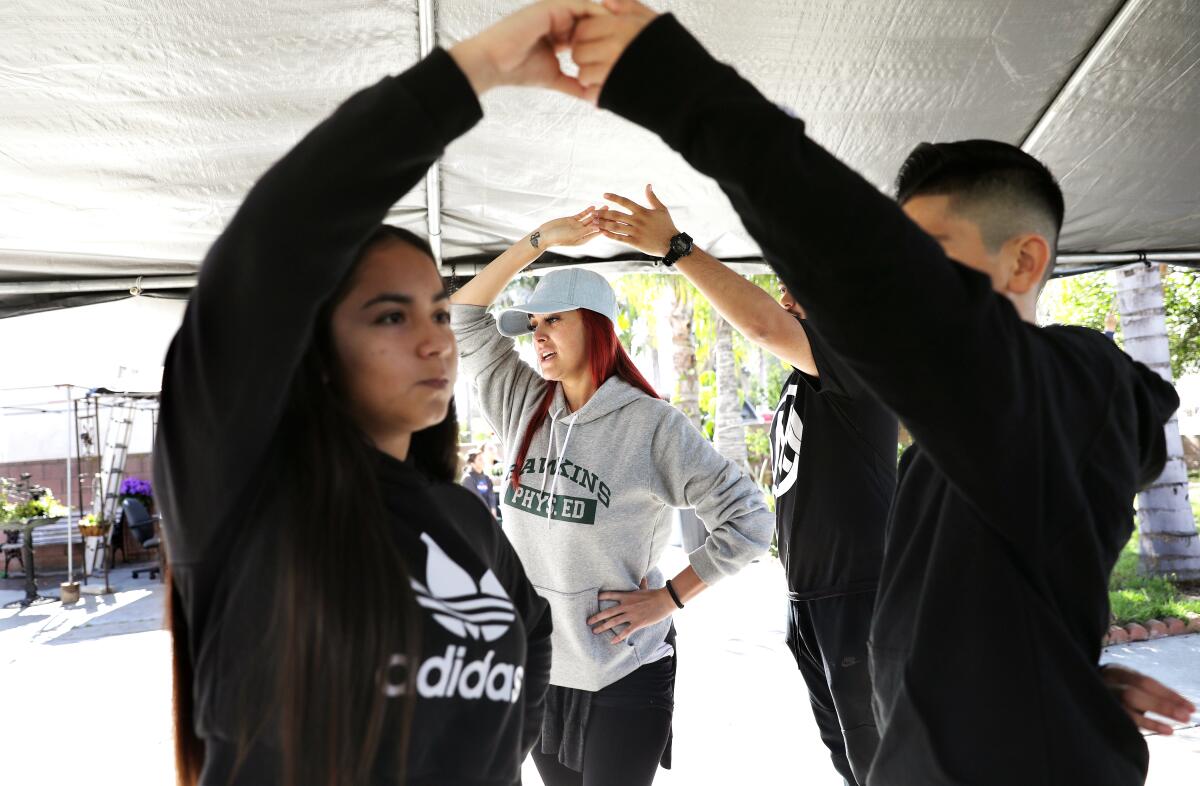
left=450, top=209, right=773, bottom=786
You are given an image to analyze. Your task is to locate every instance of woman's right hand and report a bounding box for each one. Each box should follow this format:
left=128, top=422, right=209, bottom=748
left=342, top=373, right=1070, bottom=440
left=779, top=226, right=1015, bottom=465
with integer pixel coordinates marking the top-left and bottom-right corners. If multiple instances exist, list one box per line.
left=536, top=207, right=600, bottom=249
left=450, top=206, right=598, bottom=306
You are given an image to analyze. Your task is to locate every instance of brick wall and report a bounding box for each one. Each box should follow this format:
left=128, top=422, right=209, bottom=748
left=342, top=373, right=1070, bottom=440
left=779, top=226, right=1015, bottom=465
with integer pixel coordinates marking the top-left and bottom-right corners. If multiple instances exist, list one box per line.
left=0, top=453, right=155, bottom=512
left=1, top=453, right=158, bottom=573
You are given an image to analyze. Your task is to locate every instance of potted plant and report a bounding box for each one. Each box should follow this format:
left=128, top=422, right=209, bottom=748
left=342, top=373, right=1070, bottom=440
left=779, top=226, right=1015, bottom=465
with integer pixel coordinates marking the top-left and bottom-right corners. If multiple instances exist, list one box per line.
left=78, top=513, right=111, bottom=538
left=118, top=477, right=154, bottom=514
left=12, top=489, right=65, bottom=520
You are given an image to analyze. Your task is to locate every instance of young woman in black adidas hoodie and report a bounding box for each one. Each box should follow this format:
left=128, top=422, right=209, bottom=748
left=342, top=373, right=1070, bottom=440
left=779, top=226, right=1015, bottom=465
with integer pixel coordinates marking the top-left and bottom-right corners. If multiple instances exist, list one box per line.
left=153, top=4, right=610, bottom=784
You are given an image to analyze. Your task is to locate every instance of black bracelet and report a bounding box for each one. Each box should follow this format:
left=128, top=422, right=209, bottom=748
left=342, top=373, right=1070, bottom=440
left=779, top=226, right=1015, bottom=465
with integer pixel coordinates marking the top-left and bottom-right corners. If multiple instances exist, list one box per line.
left=665, top=579, right=684, bottom=609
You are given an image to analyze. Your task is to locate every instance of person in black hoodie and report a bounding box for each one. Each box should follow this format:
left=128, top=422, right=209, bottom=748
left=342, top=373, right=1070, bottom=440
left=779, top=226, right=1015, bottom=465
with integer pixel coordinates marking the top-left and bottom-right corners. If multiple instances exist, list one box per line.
left=563, top=3, right=1195, bottom=784
left=153, top=3, right=612, bottom=784
left=462, top=450, right=500, bottom=518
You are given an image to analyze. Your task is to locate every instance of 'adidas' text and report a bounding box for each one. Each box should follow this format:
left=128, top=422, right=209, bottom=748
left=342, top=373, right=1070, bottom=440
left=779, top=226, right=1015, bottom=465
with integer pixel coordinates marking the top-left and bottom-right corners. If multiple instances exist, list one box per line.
left=384, top=646, right=524, bottom=703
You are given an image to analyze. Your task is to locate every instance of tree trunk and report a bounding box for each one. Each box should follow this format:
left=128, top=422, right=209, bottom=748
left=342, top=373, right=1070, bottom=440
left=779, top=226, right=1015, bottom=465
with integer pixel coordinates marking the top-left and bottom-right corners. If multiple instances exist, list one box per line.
left=714, top=317, right=747, bottom=468
left=670, top=280, right=708, bottom=551
left=670, top=281, right=702, bottom=432
left=647, top=342, right=661, bottom=393
left=1113, top=265, right=1200, bottom=579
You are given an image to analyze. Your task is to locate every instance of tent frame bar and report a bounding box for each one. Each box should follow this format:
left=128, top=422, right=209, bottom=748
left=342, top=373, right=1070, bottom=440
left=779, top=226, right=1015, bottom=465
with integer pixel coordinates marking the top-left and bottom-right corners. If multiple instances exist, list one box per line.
left=1058, top=252, right=1200, bottom=265
left=0, top=275, right=197, bottom=296
left=0, top=253, right=1197, bottom=298
left=418, top=0, right=443, bottom=266
left=1021, top=0, right=1145, bottom=151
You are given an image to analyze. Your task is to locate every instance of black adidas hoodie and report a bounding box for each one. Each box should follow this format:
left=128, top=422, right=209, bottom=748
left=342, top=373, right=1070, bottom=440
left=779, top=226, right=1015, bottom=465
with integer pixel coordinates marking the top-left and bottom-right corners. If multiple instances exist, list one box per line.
left=154, top=50, right=550, bottom=785
left=600, top=15, right=1180, bottom=786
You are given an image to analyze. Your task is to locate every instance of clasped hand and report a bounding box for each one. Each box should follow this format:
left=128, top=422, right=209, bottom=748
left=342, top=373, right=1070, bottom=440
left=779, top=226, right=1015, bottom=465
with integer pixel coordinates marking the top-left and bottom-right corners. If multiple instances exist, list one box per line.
left=449, top=0, right=658, bottom=102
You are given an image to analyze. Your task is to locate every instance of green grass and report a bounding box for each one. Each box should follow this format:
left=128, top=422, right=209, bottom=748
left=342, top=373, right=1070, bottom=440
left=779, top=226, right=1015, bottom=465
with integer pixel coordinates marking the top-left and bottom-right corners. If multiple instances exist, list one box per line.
left=1108, top=543, right=1200, bottom=625
left=1108, top=489, right=1200, bottom=624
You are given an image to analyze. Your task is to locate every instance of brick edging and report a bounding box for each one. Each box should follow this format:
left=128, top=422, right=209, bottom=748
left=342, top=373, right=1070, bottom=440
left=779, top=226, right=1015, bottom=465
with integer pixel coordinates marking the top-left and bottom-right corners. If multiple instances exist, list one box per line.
left=1103, top=613, right=1200, bottom=646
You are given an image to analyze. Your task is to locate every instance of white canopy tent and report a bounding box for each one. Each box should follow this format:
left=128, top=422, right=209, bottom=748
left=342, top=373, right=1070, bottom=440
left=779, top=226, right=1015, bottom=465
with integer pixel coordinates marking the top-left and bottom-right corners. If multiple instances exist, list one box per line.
left=1, top=0, right=1198, bottom=324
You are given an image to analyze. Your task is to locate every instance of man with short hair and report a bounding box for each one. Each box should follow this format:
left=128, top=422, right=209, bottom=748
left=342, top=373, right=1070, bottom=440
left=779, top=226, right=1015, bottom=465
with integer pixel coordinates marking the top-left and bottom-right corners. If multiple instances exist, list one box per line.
left=571, top=4, right=1192, bottom=783
left=597, top=185, right=894, bottom=785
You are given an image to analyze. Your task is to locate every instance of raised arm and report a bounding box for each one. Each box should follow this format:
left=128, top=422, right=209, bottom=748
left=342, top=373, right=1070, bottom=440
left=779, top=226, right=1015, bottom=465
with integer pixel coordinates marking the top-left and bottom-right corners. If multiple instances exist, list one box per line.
left=158, top=0, right=608, bottom=557
left=596, top=185, right=816, bottom=375
left=449, top=209, right=598, bottom=446
left=572, top=6, right=1064, bottom=532
left=450, top=208, right=599, bottom=307
left=159, top=54, right=481, bottom=553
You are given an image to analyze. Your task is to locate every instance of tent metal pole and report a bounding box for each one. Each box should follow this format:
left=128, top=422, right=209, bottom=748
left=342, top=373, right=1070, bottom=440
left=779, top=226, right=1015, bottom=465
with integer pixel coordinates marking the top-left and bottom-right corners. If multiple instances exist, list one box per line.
left=0, top=275, right=196, bottom=296
left=418, top=0, right=443, bottom=267
left=1056, top=252, right=1200, bottom=264
left=1021, top=0, right=1146, bottom=152
left=0, top=253, right=1192, bottom=299
left=63, top=384, right=74, bottom=583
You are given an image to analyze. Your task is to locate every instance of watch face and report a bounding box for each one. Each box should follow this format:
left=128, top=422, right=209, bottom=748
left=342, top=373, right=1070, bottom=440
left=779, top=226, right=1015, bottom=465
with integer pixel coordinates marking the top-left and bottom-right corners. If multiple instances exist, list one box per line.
left=671, top=235, right=688, bottom=255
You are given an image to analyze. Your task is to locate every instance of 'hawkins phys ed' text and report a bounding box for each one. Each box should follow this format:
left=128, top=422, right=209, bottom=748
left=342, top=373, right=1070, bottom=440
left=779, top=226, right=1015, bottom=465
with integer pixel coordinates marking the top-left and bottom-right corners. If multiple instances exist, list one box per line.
left=503, top=457, right=612, bottom=524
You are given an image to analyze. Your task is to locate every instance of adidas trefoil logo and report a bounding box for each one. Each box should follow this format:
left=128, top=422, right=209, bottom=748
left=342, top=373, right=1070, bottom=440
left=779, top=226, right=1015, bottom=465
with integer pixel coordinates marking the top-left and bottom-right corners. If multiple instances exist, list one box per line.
left=411, top=532, right=516, bottom=642
left=384, top=533, right=524, bottom=703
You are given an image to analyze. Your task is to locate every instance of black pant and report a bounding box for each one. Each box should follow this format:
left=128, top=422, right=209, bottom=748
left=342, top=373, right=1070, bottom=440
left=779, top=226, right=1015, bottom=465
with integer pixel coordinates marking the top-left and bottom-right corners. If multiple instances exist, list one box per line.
left=530, top=702, right=673, bottom=786
left=786, top=590, right=880, bottom=786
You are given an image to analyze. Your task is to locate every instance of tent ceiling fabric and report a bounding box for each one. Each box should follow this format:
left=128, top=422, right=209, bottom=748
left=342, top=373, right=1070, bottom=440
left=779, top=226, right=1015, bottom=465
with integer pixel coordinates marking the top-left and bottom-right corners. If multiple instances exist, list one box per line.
left=1023, top=0, right=1200, bottom=254
left=1, top=0, right=1197, bottom=315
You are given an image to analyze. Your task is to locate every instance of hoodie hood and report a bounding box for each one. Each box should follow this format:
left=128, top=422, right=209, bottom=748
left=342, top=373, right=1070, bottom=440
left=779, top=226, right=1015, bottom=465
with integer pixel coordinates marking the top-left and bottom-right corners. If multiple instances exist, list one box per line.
left=548, top=375, right=653, bottom=426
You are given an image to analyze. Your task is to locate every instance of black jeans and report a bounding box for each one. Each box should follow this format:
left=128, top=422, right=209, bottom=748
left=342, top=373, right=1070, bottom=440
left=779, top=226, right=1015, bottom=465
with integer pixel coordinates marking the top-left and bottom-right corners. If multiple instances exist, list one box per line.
left=786, top=590, right=880, bottom=785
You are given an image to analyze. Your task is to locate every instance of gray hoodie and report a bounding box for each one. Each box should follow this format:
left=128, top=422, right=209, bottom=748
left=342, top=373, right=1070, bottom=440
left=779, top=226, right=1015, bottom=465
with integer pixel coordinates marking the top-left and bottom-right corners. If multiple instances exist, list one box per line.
left=452, top=304, right=773, bottom=692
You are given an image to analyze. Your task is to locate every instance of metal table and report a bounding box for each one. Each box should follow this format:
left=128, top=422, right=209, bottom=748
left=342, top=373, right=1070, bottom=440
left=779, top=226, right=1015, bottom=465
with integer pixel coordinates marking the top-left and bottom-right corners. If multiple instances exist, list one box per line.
left=3, top=516, right=63, bottom=608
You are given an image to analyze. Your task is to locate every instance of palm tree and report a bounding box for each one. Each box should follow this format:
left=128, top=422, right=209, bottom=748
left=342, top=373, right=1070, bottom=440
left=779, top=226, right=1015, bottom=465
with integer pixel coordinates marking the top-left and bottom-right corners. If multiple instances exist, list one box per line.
left=713, top=316, right=748, bottom=468
left=612, top=272, right=666, bottom=392
left=670, top=277, right=703, bottom=432
left=1114, top=264, right=1200, bottom=579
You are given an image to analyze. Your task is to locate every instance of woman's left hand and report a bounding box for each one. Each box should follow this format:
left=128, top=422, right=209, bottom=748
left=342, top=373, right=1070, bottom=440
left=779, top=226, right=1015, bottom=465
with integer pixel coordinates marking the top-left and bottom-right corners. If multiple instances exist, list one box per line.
left=588, top=578, right=676, bottom=644
left=538, top=207, right=600, bottom=248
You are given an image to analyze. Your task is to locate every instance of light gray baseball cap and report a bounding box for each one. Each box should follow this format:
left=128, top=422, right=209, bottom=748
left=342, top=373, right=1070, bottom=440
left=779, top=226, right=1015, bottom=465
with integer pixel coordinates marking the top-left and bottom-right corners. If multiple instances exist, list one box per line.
left=497, top=268, right=619, bottom=337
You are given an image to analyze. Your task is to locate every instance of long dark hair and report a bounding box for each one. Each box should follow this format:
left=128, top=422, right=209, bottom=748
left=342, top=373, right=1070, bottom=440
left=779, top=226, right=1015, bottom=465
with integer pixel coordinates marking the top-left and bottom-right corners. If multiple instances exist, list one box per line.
left=511, top=308, right=658, bottom=488
left=171, top=225, right=457, bottom=786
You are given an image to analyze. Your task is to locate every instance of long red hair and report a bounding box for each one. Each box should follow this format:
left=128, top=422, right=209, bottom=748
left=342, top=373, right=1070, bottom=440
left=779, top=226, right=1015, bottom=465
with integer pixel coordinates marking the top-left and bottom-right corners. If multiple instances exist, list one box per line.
left=511, top=309, right=658, bottom=489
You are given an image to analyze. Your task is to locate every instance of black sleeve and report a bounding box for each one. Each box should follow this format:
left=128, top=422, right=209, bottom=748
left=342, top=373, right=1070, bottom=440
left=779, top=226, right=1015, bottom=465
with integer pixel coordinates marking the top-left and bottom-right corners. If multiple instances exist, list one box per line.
left=598, top=16, right=1110, bottom=533
left=797, top=319, right=860, bottom=399
left=1128, top=356, right=1176, bottom=489
left=158, top=50, right=481, bottom=564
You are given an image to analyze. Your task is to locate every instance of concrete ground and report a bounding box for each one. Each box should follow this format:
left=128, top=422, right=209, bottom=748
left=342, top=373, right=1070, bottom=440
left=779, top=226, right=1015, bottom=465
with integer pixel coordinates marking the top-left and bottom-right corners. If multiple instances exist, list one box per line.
left=1102, top=635, right=1200, bottom=783
left=1, top=551, right=1196, bottom=785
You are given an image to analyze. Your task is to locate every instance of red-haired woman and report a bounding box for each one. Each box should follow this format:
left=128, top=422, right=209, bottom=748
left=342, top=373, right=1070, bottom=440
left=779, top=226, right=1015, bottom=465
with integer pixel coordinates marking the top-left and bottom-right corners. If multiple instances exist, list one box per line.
left=450, top=214, right=773, bottom=786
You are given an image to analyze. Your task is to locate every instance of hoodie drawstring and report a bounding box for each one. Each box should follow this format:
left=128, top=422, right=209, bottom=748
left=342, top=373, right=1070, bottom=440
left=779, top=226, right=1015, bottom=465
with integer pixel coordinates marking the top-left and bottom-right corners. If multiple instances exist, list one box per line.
left=539, top=409, right=559, bottom=496
left=546, top=415, right=577, bottom=526
left=539, top=405, right=578, bottom=529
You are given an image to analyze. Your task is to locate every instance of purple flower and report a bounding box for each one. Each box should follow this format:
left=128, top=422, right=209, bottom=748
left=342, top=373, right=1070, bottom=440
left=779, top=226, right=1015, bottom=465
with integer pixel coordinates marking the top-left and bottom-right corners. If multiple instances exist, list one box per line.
left=120, top=477, right=153, bottom=498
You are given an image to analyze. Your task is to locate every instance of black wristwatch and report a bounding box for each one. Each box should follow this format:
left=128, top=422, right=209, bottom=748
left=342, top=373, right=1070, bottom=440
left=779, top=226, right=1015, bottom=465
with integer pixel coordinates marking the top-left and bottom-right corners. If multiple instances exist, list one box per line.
left=661, top=232, right=693, bottom=267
